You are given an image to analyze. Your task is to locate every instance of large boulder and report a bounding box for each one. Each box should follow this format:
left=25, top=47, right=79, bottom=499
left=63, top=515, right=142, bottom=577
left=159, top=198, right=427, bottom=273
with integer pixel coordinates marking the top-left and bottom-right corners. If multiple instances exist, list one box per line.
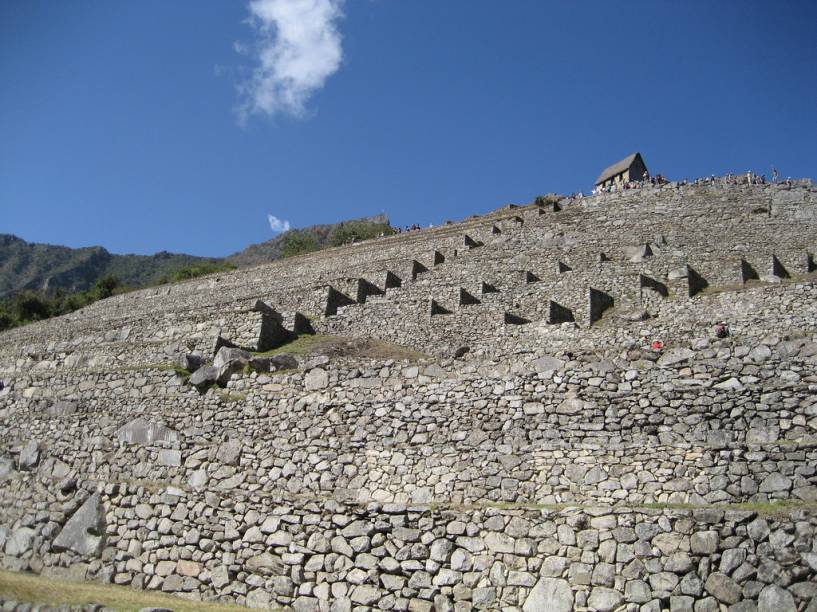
left=189, top=366, right=218, bottom=389
left=246, top=552, right=284, bottom=576
left=524, top=578, right=573, bottom=612
left=271, top=353, right=299, bottom=370
left=18, top=440, right=40, bottom=470
left=176, top=353, right=202, bottom=372
left=758, top=585, right=796, bottom=612
left=657, top=347, right=695, bottom=367
left=248, top=357, right=272, bottom=373
left=4, top=527, right=35, bottom=556
left=217, top=440, right=242, bottom=466
left=587, top=588, right=624, bottom=612
left=213, top=347, right=252, bottom=370
left=304, top=367, right=329, bottom=390
left=116, top=418, right=178, bottom=446
left=704, top=572, right=741, bottom=604
left=217, top=361, right=246, bottom=386
left=53, top=492, right=105, bottom=556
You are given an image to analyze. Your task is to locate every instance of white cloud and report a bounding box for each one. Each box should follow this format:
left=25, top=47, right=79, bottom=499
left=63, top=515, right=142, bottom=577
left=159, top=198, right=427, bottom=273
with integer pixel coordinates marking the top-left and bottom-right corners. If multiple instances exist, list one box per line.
left=268, top=214, right=291, bottom=232
left=237, top=0, right=345, bottom=122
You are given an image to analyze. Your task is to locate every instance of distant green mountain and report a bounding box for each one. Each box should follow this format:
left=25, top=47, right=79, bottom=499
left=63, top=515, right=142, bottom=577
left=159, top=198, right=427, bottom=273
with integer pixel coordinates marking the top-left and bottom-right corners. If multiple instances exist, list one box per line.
left=0, top=234, right=221, bottom=298
left=0, top=214, right=392, bottom=298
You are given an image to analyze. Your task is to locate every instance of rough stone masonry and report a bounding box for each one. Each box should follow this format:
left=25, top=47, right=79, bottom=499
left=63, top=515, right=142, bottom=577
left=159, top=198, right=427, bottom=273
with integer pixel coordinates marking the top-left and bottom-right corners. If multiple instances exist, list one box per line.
left=1, top=179, right=817, bottom=611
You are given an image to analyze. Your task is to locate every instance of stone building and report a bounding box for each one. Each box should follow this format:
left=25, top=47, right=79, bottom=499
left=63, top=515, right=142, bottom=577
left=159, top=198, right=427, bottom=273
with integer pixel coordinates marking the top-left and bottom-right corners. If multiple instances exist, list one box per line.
left=595, top=152, right=648, bottom=189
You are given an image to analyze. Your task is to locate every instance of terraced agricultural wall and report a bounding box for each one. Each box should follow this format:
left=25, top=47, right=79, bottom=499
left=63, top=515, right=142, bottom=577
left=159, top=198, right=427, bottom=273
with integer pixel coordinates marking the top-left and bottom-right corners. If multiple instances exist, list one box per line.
left=1, top=180, right=817, bottom=611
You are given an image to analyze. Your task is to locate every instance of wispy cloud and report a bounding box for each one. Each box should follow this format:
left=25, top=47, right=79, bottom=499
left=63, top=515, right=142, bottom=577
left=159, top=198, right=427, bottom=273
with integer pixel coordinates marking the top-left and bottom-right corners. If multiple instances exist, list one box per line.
left=237, top=0, right=345, bottom=122
left=268, top=214, right=291, bottom=232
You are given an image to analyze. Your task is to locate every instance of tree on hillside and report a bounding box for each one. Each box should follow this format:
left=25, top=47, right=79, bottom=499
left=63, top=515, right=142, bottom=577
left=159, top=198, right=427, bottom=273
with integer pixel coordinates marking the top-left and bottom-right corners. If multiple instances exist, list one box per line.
left=280, top=231, right=321, bottom=258
left=93, top=275, right=120, bottom=299
left=328, top=221, right=394, bottom=247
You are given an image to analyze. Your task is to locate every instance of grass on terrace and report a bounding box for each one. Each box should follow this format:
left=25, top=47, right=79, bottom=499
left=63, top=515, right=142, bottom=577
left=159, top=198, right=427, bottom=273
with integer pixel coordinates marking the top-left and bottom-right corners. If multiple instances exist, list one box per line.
left=700, top=270, right=817, bottom=296
left=254, top=333, right=429, bottom=362
left=0, top=569, right=255, bottom=612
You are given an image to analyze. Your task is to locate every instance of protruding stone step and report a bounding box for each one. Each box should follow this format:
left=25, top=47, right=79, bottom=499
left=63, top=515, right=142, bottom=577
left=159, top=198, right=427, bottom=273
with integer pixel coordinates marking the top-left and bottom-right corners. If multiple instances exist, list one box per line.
left=481, top=282, right=499, bottom=294
left=433, top=250, right=445, bottom=266
left=384, top=271, right=402, bottom=289
left=525, top=271, right=540, bottom=284
left=463, top=234, right=482, bottom=249
left=429, top=299, right=453, bottom=317
left=687, top=266, right=708, bottom=297
left=740, top=258, right=759, bottom=283
left=547, top=300, right=575, bottom=324
left=356, top=278, right=385, bottom=304
left=771, top=254, right=790, bottom=279
left=491, top=225, right=501, bottom=235
left=458, top=288, right=481, bottom=306
left=325, top=286, right=356, bottom=316
left=598, top=252, right=611, bottom=263
left=557, top=261, right=572, bottom=274
left=250, top=301, right=294, bottom=350
left=588, top=288, right=614, bottom=324
left=503, top=312, right=530, bottom=325
left=629, top=244, right=653, bottom=263
left=670, top=265, right=709, bottom=298
left=289, top=312, right=315, bottom=335
left=639, top=274, right=668, bottom=298
left=411, top=260, right=429, bottom=280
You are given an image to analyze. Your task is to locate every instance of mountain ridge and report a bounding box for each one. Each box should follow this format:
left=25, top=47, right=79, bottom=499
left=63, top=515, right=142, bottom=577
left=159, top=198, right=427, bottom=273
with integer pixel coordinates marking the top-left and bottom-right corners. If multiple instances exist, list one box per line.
left=0, top=214, right=391, bottom=298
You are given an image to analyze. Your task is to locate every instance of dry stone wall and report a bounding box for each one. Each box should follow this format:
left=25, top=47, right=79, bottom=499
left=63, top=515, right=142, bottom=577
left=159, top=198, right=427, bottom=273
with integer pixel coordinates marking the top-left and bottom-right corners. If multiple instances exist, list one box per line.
left=1, top=180, right=817, bottom=611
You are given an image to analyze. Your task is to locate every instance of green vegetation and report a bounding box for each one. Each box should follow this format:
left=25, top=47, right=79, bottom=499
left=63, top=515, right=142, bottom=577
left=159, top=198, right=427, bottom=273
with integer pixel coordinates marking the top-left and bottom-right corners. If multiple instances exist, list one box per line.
left=279, top=230, right=322, bottom=258
left=0, top=569, right=254, bottom=612
left=253, top=334, right=338, bottom=357
left=0, top=216, right=394, bottom=331
left=155, top=262, right=236, bottom=284
left=0, top=233, right=227, bottom=298
left=0, top=275, right=129, bottom=332
left=534, top=194, right=561, bottom=206
left=253, top=334, right=428, bottom=362
left=640, top=499, right=817, bottom=517
left=0, top=261, right=237, bottom=332
left=327, top=220, right=395, bottom=247
left=157, top=364, right=193, bottom=381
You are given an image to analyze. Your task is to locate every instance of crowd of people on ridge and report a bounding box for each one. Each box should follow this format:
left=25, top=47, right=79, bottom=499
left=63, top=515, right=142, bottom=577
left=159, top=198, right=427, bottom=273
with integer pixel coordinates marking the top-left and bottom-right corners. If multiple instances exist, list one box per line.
left=591, top=167, right=797, bottom=196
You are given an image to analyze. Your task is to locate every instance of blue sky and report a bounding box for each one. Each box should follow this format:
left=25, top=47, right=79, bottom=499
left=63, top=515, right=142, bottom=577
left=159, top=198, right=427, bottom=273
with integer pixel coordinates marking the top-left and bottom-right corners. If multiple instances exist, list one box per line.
left=2, top=1, right=816, bottom=257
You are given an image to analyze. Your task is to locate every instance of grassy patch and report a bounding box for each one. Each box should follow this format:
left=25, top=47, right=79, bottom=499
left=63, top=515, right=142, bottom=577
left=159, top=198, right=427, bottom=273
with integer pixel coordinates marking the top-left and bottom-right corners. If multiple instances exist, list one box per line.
left=640, top=500, right=817, bottom=517
left=253, top=334, right=340, bottom=357
left=157, top=364, right=191, bottom=380
left=0, top=569, right=253, bottom=612
left=701, top=272, right=817, bottom=296
left=254, top=334, right=428, bottom=362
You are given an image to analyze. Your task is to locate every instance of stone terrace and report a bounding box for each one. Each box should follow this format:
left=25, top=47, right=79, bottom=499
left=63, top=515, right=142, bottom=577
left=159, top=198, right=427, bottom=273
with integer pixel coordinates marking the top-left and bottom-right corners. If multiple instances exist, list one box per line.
left=1, top=180, right=817, bottom=611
